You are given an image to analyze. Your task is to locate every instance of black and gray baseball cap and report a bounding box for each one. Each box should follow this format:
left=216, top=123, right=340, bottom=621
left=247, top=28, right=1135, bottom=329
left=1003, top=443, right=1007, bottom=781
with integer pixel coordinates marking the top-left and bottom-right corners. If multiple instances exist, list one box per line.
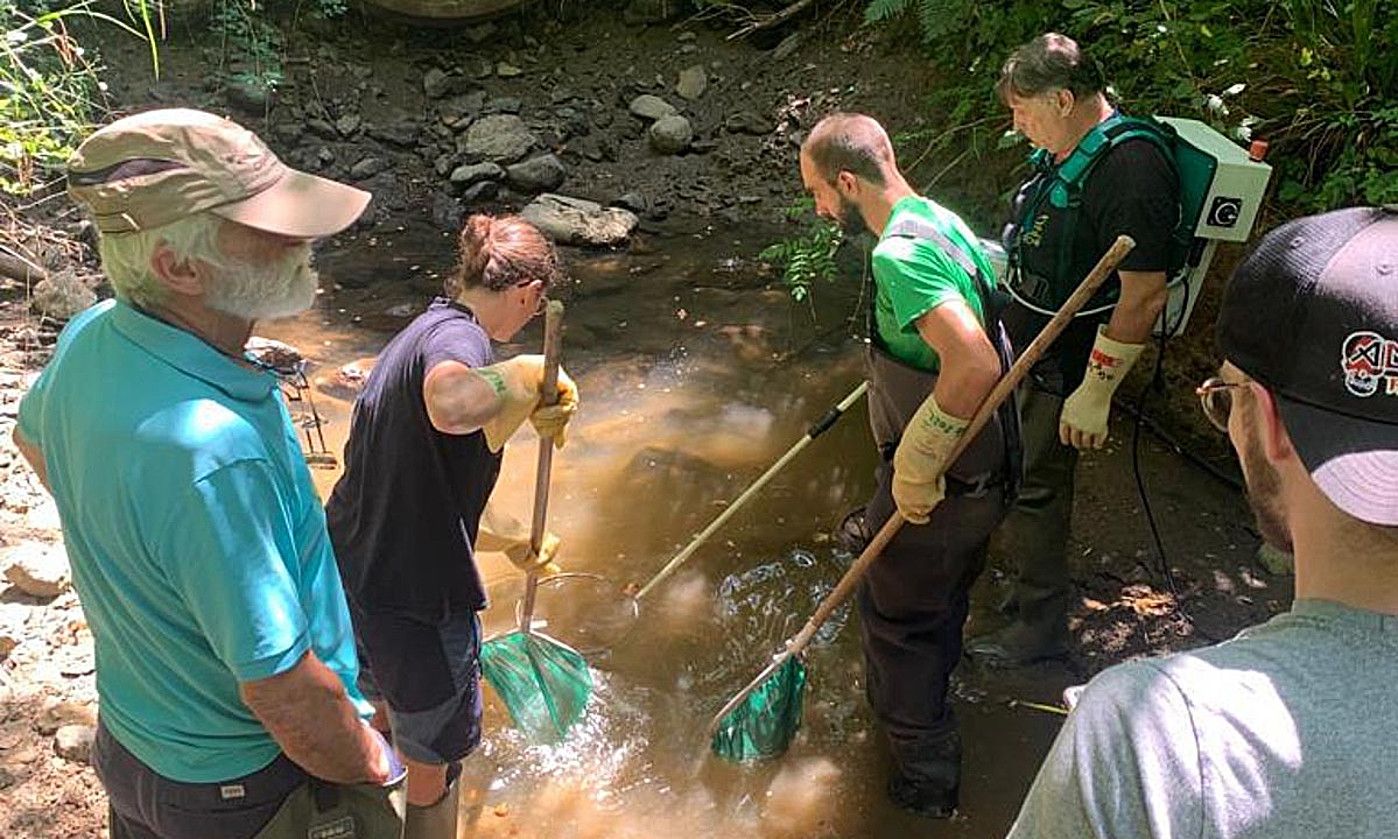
left=1218, top=205, right=1398, bottom=526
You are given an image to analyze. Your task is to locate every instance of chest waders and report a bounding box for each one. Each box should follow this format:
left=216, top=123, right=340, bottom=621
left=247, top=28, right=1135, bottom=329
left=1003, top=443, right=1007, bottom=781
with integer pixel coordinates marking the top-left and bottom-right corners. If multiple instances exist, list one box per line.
left=1004, top=113, right=1211, bottom=321
left=866, top=215, right=1022, bottom=499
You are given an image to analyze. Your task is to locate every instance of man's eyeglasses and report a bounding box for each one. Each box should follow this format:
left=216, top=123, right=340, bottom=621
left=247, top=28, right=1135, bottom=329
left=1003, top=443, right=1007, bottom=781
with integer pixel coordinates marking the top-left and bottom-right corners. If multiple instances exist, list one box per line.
left=1196, top=376, right=1250, bottom=433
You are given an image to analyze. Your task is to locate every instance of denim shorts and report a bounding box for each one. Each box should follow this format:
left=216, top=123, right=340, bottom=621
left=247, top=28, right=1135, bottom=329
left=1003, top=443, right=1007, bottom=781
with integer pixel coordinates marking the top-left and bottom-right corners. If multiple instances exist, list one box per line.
left=351, top=605, right=483, bottom=766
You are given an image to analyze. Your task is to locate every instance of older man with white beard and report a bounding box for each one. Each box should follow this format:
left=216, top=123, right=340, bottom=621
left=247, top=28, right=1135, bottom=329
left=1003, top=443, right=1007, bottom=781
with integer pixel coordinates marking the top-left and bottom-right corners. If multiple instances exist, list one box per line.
left=13, top=109, right=406, bottom=839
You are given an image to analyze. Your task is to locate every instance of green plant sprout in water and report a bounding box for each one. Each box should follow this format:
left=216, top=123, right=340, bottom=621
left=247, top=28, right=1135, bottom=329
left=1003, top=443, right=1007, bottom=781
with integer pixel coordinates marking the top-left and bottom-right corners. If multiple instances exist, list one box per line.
left=1, top=0, right=153, bottom=195
left=760, top=198, right=844, bottom=315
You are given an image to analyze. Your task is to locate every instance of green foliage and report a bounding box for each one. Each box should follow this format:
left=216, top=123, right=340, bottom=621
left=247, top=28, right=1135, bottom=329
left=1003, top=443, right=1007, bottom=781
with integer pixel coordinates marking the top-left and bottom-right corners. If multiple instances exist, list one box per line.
left=0, top=0, right=150, bottom=195
left=760, top=199, right=844, bottom=304
left=863, top=0, right=1398, bottom=213
left=211, top=0, right=284, bottom=97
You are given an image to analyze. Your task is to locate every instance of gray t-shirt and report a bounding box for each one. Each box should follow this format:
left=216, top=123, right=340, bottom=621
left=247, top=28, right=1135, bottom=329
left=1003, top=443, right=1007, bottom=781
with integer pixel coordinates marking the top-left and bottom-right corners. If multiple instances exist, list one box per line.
left=1008, top=599, right=1398, bottom=838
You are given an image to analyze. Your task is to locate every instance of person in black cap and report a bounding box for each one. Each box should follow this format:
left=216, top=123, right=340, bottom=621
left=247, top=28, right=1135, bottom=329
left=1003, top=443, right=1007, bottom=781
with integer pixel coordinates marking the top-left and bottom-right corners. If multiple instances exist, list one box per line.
left=1006, top=206, right=1398, bottom=837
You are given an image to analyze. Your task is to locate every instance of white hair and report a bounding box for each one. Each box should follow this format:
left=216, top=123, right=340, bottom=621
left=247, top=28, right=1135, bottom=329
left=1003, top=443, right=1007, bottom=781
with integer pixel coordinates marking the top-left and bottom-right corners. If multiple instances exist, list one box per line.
left=96, top=213, right=225, bottom=308
left=97, top=213, right=319, bottom=321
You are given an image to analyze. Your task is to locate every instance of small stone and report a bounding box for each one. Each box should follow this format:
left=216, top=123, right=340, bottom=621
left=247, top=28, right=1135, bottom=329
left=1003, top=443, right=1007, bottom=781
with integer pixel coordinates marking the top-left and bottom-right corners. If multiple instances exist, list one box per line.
left=450, top=161, right=504, bottom=186
left=37, top=699, right=96, bottom=736
left=459, top=114, right=537, bottom=163
left=3, top=542, right=70, bottom=599
left=628, top=94, right=679, bottom=122
left=676, top=64, right=707, bottom=101
left=434, top=153, right=455, bottom=177
left=349, top=157, right=387, bottom=180
left=368, top=122, right=420, bottom=148
left=505, top=154, right=566, bottom=193
left=317, top=147, right=336, bottom=165
left=483, top=97, right=523, bottom=115
left=335, top=114, right=361, bottom=136
left=30, top=272, right=96, bottom=321
left=54, top=724, right=95, bottom=764
left=431, top=193, right=465, bottom=231
left=496, top=62, right=523, bottom=78
left=724, top=110, right=771, bottom=136
left=461, top=181, right=499, bottom=205
left=648, top=114, right=693, bottom=155
left=613, top=192, right=649, bottom=214
left=423, top=67, right=450, bottom=99
left=677, top=31, right=697, bottom=42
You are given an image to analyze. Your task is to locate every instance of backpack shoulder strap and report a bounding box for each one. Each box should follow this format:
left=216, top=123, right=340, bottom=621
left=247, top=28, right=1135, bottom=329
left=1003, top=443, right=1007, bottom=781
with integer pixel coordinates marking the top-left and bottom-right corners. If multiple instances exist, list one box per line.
left=884, top=214, right=1002, bottom=330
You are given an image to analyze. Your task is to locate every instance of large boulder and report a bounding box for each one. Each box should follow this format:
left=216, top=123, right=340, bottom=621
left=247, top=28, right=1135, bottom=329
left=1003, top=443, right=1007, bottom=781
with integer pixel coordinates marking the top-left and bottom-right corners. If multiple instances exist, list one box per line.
left=521, top=195, right=639, bottom=247
left=459, top=114, right=537, bottom=163
left=648, top=115, right=693, bottom=155
left=506, top=154, right=567, bottom=192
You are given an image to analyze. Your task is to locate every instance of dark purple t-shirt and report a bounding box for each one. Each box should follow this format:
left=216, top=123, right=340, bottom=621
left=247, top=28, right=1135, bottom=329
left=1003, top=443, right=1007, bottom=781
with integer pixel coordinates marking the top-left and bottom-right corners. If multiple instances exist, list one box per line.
left=327, top=298, right=501, bottom=620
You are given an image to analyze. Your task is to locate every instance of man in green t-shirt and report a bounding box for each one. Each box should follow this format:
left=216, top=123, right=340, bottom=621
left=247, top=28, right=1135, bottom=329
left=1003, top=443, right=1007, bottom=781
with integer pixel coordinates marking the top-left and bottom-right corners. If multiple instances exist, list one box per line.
left=798, top=113, right=1018, bottom=818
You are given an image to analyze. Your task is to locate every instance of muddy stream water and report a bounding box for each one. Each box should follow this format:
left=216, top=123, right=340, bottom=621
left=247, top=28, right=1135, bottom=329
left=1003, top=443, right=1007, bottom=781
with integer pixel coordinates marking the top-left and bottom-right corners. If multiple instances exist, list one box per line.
left=251, top=219, right=1258, bottom=838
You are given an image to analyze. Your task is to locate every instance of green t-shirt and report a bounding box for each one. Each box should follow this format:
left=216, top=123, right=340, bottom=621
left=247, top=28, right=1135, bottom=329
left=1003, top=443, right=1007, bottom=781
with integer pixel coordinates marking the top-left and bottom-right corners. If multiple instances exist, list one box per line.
left=871, top=196, right=993, bottom=372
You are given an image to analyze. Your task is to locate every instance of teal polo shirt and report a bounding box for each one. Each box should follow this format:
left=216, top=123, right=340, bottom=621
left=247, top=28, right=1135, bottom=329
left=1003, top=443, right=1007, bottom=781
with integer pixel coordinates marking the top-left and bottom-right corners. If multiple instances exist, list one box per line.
left=17, top=299, right=370, bottom=782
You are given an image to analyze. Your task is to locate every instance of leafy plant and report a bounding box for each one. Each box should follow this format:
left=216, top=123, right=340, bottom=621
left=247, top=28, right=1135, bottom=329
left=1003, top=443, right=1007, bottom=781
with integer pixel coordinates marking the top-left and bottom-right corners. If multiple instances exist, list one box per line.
left=760, top=199, right=844, bottom=305
left=0, top=0, right=152, bottom=195
left=211, top=0, right=284, bottom=98
left=861, top=0, right=1398, bottom=214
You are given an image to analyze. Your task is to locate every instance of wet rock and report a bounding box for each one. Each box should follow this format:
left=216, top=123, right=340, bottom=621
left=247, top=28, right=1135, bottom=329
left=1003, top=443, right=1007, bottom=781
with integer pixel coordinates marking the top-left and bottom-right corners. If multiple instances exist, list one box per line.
left=335, top=114, right=361, bottom=137
left=54, top=724, right=94, bottom=764
left=3, top=542, right=70, bottom=600
left=423, top=67, right=455, bottom=99
left=521, top=194, right=638, bottom=247
left=483, top=96, right=523, bottom=115
left=461, top=181, right=499, bottom=205
left=450, top=162, right=504, bottom=187
left=460, top=114, right=537, bottom=163
left=29, top=272, right=95, bottom=321
left=349, top=157, right=387, bottom=180
left=368, top=121, right=420, bottom=148
left=614, top=192, right=649, bottom=214
left=224, top=80, right=273, bottom=113
left=440, top=91, right=486, bottom=127
left=648, top=115, right=693, bottom=155
left=431, top=193, right=465, bottom=232
left=496, top=62, right=523, bottom=78
left=676, top=64, right=707, bottom=101
left=506, top=154, right=566, bottom=192
left=629, top=94, right=679, bottom=122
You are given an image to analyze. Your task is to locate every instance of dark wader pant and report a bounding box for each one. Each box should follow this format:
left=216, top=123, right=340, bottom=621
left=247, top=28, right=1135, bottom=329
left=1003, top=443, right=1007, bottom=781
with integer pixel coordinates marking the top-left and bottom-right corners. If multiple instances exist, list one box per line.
left=96, top=719, right=406, bottom=839
left=858, top=342, right=1012, bottom=792
left=996, top=381, right=1075, bottom=643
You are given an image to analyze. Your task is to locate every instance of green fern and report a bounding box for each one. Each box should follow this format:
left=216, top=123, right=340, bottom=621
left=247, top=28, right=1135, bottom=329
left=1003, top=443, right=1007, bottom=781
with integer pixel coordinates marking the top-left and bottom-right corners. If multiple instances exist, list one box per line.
left=864, top=0, right=915, bottom=23
left=760, top=220, right=843, bottom=305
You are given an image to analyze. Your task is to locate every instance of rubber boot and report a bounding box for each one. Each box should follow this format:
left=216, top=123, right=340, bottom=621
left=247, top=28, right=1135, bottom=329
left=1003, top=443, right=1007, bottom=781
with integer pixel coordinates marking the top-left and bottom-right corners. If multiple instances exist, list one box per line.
left=886, top=727, right=961, bottom=819
left=965, top=616, right=1069, bottom=668
left=404, top=774, right=459, bottom=839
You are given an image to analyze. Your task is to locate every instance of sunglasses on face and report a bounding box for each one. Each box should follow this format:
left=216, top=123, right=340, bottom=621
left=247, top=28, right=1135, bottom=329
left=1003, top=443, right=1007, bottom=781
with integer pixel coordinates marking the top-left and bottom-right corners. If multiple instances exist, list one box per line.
left=1196, top=376, right=1251, bottom=433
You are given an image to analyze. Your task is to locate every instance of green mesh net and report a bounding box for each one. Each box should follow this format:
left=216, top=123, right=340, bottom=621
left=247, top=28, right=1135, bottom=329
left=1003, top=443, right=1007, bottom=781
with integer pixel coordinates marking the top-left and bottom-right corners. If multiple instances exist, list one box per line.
left=479, top=631, right=593, bottom=743
left=710, top=655, right=808, bottom=762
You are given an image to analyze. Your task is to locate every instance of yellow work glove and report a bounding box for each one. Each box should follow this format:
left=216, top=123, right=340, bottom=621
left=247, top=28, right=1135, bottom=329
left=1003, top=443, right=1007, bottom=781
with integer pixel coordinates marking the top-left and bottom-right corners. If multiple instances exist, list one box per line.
left=476, top=355, right=579, bottom=453
left=1059, top=327, right=1145, bottom=450
left=477, top=504, right=562, bottom=575
left=892, top=394, right=969, bottom=525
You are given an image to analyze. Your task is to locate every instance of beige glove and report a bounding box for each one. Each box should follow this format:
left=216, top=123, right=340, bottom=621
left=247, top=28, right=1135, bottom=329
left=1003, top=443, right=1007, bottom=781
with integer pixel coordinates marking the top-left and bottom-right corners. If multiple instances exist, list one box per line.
left=1059, top=327, right=1145, bottom=450
left=892, top=394, right=969, bottom=525
left=476, top=355, right=579, bottom=453
left=477, top=503, right=562, bottom=575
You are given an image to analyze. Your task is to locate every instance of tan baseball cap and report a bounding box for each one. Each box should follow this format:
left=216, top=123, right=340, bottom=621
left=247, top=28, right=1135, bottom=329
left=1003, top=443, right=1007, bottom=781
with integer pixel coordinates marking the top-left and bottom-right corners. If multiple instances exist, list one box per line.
left=67, top=108, right=371, bottom=238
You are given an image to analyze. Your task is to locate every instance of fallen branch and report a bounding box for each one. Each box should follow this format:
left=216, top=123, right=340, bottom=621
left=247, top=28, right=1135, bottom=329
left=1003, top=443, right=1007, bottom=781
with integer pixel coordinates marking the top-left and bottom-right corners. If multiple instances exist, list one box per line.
left=727, top=0, right=816, bottom=39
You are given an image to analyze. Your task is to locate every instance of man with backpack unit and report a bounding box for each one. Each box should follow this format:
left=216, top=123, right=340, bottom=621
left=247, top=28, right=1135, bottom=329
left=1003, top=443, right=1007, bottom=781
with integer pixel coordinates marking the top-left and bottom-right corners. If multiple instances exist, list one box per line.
left=968, top=32, right=1185, bottom=667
